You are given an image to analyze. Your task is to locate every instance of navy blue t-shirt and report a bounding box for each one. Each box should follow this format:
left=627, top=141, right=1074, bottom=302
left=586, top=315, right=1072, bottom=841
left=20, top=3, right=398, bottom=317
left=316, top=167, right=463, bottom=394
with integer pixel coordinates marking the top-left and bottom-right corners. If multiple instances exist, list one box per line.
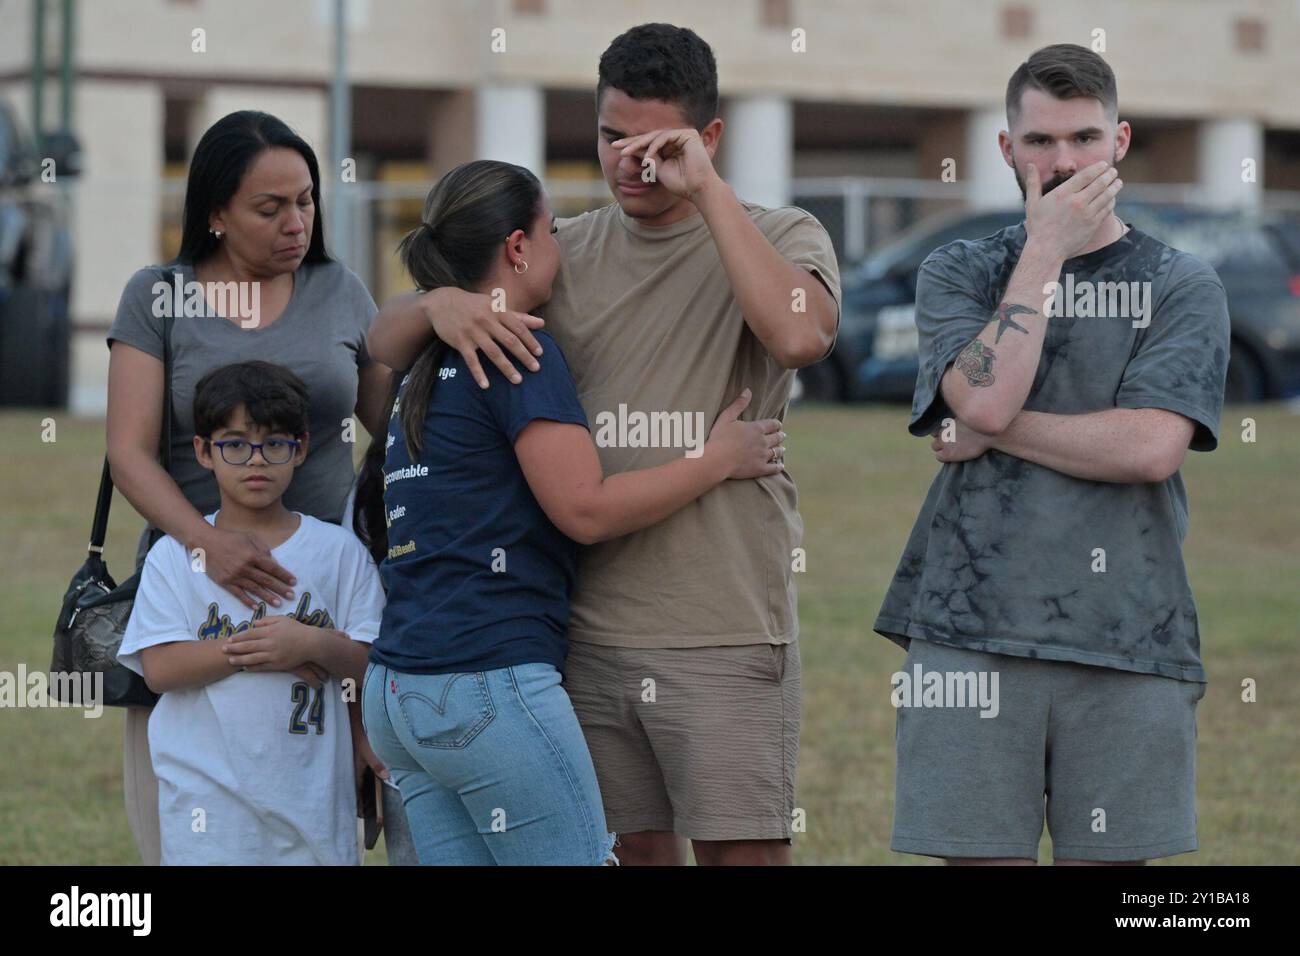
left=370, top=330, right=589, bottom=675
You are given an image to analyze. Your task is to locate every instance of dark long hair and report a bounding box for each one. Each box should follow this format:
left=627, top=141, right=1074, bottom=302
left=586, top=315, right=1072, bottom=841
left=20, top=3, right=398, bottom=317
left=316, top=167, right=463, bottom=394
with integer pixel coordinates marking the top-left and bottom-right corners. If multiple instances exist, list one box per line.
left=352, top=373, right=402, bottom=571
left=396, top=159, right=543, bottom=462
left=176, top=111, right=331, bottom=266
left=353, top=435, right=390, bottom=570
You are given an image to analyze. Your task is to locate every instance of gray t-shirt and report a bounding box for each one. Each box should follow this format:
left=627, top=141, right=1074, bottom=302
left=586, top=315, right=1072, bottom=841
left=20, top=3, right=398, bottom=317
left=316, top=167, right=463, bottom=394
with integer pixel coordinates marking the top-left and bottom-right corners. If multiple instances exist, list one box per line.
left=107, top=258, right=376, bottom=544
left=874, top=224, right=1229, bottom=682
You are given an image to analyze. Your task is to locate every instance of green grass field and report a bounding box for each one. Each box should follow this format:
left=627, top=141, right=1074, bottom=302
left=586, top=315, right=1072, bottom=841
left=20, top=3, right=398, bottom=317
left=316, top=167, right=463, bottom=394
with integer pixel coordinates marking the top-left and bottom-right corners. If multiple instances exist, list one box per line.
left=1, top=403, right=1296, bottom=865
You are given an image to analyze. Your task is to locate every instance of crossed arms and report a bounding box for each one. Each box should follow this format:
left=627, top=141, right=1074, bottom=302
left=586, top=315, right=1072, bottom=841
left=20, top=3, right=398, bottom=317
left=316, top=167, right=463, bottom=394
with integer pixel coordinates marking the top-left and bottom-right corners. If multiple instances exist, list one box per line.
left=140, top=615, right=379, bottom=792
left=930, top=230, right=1193, bottom=484
left=935, top=406, right=1194, bottom=484
left=140, top=616, right=369, bottom=694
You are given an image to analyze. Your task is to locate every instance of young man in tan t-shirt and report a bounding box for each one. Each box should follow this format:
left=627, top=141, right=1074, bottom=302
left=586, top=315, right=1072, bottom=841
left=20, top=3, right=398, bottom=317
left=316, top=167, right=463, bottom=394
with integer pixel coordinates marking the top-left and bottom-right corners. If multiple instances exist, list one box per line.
left=367, top=23, right=841, bottom=865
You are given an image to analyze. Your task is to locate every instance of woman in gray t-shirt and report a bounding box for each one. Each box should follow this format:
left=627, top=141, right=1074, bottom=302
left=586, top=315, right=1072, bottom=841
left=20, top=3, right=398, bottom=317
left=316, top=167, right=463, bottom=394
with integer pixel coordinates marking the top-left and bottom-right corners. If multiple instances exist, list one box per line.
left=106, top=111, right=393, bottom=864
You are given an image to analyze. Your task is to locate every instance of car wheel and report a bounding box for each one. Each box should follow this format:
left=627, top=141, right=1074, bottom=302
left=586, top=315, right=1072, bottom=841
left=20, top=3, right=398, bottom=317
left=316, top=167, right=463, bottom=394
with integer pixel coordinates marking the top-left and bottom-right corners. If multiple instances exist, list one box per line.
left=0, top=285, right=55, bottom=407
left=47, top=283, right=72, bottom=407
left=1224, top=339, right=1266, bottom=405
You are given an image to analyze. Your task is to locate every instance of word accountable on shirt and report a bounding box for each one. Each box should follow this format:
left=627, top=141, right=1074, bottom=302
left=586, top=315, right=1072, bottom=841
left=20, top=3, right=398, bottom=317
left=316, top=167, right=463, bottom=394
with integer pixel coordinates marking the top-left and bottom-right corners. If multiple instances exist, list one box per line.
left=384, top=463, right=429, bottom=488
left=150, top=271, right=261, bottom=328
left=0, top=665, right=103, bottom=718
left=890, top=664, right=1000, bottom=718
left=593, top=404, right=708, bottom=458
left=196, top=593, right=335, bottom=640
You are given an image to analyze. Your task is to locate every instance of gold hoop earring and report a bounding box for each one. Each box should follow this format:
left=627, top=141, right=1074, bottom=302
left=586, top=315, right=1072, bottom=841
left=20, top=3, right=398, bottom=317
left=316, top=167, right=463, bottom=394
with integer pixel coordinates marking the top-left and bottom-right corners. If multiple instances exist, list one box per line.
left=514, top=260, right=528, bottom=275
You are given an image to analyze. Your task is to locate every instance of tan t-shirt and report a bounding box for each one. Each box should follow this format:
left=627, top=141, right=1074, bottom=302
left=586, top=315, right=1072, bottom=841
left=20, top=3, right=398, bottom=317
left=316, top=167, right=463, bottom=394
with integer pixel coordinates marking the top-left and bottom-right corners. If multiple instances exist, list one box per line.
left=543, top=199, right=842, bottom=649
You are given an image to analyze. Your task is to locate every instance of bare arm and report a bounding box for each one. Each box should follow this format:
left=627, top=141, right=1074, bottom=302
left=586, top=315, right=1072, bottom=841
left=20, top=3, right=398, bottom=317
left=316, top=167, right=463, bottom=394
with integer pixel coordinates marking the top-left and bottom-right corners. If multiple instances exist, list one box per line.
left=938, top=162, right=1123, bottom=435
left=609, top=126, right=837, bottom=369
left=140, top=641, right=239, bottom=694
left=367, top=288, right=545, bottom=388
left=365, top=291, right=438, bottom=372
left=223, top=618, right=371, bottom=687
left=693, top=181, right=839, bottom=368
left=300, top=629, right=371, bottom=687
left=354, top=360, right=395, bottom=440
left=933, top=408, right=1195, bottom=483
left=990, top=408, right=1194, bottom=483
left=514, top=391, right=783, bottom=545
left=937, top=248, right=1057, bottom=435
left=141, top=633, right=344, bottom=694
left=106, top=343, right=218, bottom=561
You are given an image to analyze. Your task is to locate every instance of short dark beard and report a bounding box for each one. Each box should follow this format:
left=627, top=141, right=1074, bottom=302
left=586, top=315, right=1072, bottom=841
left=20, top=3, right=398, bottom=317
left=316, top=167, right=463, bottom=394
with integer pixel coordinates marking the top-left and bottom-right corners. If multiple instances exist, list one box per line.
left=1014, top=147, right=1118, bottom=200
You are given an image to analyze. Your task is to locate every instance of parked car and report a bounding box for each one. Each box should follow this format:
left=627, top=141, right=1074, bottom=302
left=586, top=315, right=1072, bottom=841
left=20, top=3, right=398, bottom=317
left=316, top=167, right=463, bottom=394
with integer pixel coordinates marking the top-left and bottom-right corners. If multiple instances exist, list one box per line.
left=796, top=203, right=1300, bottom=405
left=0, top=101, right=79, bottom=407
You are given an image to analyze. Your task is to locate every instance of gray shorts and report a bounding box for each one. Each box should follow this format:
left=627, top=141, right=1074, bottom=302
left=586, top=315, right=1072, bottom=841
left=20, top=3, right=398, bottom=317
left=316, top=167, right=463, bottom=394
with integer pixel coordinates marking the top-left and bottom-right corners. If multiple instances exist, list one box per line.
left=892, top=638, right=1205, bottom=862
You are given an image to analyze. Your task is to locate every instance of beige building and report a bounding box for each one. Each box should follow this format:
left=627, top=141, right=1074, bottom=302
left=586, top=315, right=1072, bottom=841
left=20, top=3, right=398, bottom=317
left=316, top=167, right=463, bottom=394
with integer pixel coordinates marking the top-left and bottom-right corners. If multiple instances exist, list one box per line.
left=1, top=0, right=1298, bottom=412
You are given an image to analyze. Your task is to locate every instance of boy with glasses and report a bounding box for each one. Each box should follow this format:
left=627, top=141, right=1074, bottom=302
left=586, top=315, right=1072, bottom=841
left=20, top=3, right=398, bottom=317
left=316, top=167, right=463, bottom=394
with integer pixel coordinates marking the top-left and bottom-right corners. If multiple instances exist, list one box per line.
left=117, top=360, right=385, bottom=864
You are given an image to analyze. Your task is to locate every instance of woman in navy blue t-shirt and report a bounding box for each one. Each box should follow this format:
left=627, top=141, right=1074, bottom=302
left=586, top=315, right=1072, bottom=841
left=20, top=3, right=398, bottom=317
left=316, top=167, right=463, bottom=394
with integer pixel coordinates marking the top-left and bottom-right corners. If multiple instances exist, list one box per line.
left=359, top=160, right=783, bottom=865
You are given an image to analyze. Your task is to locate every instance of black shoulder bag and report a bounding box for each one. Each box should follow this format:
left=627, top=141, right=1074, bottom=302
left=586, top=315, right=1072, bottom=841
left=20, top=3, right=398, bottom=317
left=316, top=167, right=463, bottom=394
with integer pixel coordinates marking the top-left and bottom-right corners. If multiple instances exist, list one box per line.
left=50, top=311, right=174, bottom=707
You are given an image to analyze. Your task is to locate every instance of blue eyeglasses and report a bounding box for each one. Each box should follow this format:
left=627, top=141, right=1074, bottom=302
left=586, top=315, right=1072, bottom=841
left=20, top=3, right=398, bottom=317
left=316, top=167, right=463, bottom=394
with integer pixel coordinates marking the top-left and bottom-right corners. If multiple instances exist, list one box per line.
left=210, top=438, right=302, bottom=465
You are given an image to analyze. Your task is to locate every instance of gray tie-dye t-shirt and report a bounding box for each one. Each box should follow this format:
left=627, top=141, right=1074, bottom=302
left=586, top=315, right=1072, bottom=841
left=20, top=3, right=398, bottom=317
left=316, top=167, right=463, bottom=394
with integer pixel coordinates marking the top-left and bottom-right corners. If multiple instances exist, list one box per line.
left=874, top=224, right=1229, bottom=682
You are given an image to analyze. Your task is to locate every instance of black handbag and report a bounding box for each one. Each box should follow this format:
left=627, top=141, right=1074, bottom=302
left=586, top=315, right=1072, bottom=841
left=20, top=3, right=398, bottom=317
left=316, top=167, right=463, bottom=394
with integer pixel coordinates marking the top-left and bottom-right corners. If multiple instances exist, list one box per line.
left=50, top=310, right=173, bottom=707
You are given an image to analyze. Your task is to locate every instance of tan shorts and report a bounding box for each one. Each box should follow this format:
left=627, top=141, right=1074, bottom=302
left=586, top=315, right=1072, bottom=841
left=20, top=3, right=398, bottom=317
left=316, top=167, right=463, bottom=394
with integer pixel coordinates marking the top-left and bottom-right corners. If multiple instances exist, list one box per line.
left=562, top=640, right=801, bottom=842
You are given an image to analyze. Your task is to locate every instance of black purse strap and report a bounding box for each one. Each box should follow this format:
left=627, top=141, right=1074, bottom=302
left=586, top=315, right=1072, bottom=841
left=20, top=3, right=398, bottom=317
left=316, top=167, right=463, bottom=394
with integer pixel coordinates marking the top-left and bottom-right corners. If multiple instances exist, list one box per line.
left=88, top=305, right=172, bottom=556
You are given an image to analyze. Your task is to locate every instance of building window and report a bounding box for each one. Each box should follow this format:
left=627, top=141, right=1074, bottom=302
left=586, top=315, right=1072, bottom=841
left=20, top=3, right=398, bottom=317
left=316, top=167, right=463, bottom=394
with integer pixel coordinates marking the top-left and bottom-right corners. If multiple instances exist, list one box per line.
left=1001, top=4, right=1033, bottom=40
left=760, top=0, right=792, bottom=30
left=1234, top=17, right=1265, bottom=53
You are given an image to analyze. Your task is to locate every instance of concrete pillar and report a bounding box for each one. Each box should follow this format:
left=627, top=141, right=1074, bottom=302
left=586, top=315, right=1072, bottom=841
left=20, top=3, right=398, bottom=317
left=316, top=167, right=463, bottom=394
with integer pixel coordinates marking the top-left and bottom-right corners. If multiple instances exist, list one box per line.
left=428, top=89, right=476, bottom=174
left=474, top=82, right=544, bottom=174
left=190, top=87, right=328, bottom=157
left=724, top=94, right=791, bottom=208
left=69, top=80, right=163, bottom=416
left=1197, top=117, right=1263, bottom=210
left=965, top=106, right=1021, bottom=210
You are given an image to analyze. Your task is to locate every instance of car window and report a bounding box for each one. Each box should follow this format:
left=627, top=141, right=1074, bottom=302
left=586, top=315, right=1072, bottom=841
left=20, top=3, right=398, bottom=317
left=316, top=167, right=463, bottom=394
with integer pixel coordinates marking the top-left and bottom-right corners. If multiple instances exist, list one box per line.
left=894, top=212, right=1021, bottom=275
left=1268, top=221, right=1300, bottom=268
left=1216, top=231, right=1291, bottom=275
left=1170, top=223, right=1287, bottom=275
left=845, top=205, right=1298, bottom=309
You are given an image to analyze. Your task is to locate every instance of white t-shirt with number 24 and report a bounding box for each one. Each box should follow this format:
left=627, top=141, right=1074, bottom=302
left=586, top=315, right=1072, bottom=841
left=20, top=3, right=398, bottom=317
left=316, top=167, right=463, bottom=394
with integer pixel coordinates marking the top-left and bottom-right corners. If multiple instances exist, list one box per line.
left=117, top=512, right=384, bottom=865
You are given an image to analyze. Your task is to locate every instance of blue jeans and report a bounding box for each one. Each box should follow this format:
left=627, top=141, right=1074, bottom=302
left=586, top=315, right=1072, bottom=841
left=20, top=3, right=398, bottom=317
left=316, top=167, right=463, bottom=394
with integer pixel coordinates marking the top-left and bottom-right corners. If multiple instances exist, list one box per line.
left=362, top=660, right=615, bottom=865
